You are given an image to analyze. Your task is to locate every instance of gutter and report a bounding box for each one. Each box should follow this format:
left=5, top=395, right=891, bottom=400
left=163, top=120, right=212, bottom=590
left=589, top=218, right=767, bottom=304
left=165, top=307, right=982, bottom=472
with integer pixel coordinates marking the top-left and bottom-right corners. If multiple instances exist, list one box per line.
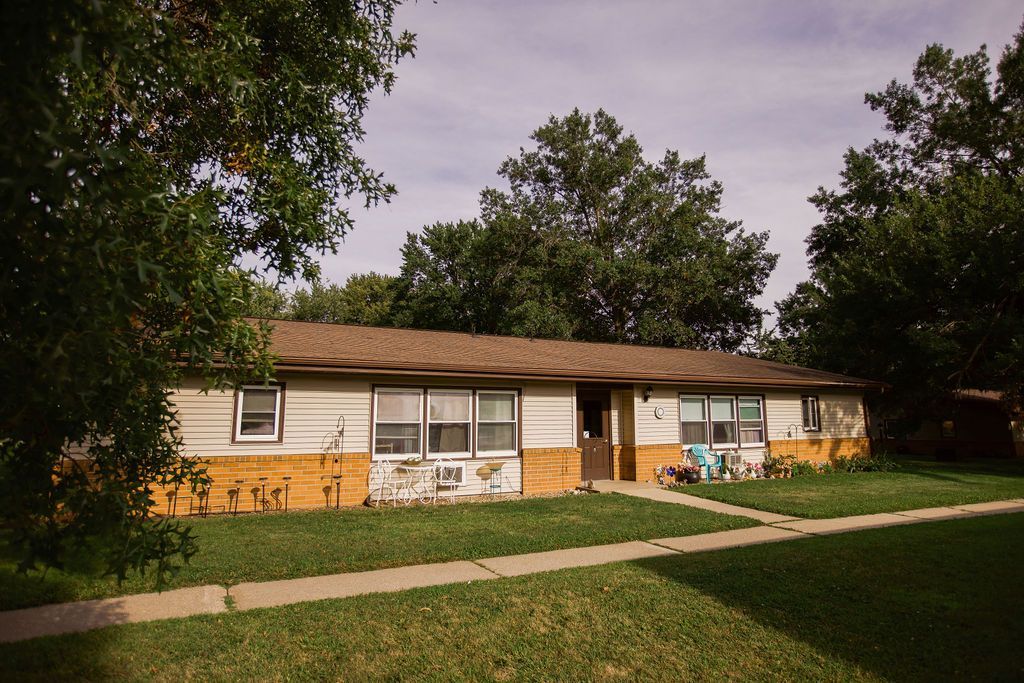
left=269, top=358, right=888, bottom=391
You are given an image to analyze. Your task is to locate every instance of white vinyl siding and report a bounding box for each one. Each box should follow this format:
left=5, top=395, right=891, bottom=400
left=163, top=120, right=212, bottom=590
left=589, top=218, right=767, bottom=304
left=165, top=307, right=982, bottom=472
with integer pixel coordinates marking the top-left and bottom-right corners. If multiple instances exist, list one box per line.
left=633, top=385, right=683, bottom=445
left=171, top=374, right=371, bottom=457
left=521, top=382, right=575, bottom=449
left=765, top=391, right=866, bottom=441
left=635, top=385, right=867, bottom=464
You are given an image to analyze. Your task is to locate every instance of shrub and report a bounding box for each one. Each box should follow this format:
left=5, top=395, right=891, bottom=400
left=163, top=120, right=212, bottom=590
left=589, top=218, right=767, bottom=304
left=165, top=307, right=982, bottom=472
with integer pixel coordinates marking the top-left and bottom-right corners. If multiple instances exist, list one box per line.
left=833, top=454, right=900, bottom=473
left=762, top=451, right=796, bottom=477
left=791, top=460, right=819, bottom=477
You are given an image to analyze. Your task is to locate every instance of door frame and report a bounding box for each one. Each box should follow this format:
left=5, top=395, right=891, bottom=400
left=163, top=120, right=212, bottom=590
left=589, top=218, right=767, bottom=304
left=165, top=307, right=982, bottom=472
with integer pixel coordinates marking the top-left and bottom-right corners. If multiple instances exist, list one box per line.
left=577, top=389, right=612, bottom=480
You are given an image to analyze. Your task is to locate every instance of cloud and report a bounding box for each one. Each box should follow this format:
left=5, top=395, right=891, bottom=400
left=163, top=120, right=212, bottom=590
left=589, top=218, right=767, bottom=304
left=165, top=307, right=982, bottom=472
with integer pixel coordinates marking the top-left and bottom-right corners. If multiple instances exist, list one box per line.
left=325, top=0, right=1022, bottom=309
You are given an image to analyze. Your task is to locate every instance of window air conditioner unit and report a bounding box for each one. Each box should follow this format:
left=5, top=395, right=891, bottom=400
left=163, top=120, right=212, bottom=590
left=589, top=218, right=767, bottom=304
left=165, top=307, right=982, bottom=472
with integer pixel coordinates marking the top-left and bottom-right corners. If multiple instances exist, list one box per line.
left=437, top=462, right=466, bottom=485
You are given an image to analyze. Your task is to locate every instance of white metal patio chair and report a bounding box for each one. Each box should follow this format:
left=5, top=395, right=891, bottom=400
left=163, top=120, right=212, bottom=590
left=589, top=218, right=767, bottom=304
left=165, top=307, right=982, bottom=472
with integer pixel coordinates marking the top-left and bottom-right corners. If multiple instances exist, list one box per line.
left=367, top=460, right=399, bottom=507
left=433, top=458, right=462, bottom=504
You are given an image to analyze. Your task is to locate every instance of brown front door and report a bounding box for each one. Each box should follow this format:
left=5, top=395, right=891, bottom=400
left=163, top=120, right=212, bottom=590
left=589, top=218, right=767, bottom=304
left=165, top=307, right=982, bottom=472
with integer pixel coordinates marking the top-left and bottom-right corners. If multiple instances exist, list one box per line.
left=578, top=390, right=611, bottom=481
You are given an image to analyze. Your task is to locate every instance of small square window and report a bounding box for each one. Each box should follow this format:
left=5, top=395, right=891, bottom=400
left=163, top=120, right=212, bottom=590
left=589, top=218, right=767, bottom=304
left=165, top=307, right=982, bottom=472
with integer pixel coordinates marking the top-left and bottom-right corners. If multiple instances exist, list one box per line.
left=234, top=385, right=283, bottom=442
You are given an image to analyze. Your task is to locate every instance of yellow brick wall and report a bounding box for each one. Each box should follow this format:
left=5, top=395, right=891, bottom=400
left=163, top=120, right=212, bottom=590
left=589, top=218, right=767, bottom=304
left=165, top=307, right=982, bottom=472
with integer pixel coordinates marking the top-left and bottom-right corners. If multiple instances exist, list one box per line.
left=630, top=443, right=686, bottom=483
left=612, top=445, right=626, bottom=481
left=768, top=437, right=871, bottom=462
left=522, top=447, right=582, bottom=494
left=153, top=452, right=372, bottom=516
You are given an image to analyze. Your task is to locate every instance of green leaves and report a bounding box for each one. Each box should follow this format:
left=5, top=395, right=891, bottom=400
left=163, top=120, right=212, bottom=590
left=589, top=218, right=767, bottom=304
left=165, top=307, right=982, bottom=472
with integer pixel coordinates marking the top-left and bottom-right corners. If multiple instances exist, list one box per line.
left=0, top=1, right=412, bottom=583
left=774, top=22, right=1024, bottom=417
left=396, top=109, right=777, bottom=351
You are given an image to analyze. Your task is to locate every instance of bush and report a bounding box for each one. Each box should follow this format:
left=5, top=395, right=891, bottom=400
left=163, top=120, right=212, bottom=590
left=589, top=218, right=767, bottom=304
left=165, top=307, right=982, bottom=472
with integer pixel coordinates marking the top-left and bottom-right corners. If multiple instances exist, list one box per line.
left=791, top=460, right=819, bottom=477
left=833, top=454, right=900, bottom=473
left=762, top=451, right=795, bottom=477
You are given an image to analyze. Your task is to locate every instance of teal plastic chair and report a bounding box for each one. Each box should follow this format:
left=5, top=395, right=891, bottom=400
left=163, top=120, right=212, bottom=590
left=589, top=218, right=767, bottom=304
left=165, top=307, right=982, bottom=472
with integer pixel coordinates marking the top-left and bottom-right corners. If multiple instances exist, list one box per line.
left=688, top=444, right=723, bottom=483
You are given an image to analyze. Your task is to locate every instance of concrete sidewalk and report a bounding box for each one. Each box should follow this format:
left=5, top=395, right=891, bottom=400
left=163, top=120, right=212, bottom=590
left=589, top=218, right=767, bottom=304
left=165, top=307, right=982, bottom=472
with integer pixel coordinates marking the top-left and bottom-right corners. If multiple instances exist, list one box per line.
left=2, top=498, right=1022, bottom=644
left=232, top=561, right=498, bottom=610
left=0, top=585, right=226, bottom=644
left=592, top=479, right=800, bottom=523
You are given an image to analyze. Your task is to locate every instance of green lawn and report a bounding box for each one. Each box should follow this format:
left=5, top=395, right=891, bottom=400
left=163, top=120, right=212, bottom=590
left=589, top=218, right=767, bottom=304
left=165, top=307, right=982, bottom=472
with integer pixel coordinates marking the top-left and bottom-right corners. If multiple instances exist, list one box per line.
left=0, top=493, right=755, bottom=611
left=678, top=456, right=1024, bottom=518
left=2, top=514, right=1021, bottom=681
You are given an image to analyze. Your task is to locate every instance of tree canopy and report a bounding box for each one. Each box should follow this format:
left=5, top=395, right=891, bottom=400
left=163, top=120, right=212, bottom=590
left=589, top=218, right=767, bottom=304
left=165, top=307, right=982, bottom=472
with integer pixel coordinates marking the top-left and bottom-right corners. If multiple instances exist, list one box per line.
left=396, top=109, right=777, bottom=351
left=0, top=1, right=413, bottom=580
left=245, top=272, right=399, bottom=326
left=772, top=26, right=1024, bottom=415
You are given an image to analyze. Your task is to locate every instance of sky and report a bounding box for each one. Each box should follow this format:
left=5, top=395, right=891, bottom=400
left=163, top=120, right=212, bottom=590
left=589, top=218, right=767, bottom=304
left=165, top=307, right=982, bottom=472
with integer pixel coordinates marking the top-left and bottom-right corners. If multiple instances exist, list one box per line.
left=325, top=0, right=1022, bottom=311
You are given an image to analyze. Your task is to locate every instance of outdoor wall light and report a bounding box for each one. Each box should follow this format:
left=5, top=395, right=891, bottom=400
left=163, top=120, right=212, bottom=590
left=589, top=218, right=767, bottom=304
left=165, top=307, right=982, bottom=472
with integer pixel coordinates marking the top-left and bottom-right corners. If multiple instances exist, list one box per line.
left=642, top=385, right=654, bottom=402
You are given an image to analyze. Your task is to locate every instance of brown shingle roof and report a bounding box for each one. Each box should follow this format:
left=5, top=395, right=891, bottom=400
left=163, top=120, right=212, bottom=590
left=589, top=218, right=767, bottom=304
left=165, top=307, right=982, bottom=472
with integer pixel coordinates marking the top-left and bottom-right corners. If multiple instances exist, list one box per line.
left=259, top=319, right=884, bottom=389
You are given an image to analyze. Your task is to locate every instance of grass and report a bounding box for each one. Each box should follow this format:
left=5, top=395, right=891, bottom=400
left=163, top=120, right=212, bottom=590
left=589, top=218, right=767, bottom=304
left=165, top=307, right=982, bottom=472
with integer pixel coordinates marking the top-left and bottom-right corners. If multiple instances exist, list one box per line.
left=2, top=514, right=1022, bottom=681
left=0, top=493, right=755, bottom=611
left=677, top=456, right=1024, bottom=518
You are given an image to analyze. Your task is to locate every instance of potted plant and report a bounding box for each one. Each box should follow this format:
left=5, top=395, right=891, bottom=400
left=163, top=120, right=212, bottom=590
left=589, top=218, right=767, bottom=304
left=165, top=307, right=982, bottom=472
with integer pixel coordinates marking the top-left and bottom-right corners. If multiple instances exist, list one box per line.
left=681, top=464, right=701, bottom=484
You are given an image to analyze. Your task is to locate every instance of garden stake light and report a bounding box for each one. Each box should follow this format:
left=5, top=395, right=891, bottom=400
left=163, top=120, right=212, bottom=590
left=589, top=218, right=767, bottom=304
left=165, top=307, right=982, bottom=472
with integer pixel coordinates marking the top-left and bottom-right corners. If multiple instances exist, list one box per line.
left=232, top=479, right=244, bottom=516
left=259, top=477, right=268, bottom=512
left=283, top=476, right=291, bottom=512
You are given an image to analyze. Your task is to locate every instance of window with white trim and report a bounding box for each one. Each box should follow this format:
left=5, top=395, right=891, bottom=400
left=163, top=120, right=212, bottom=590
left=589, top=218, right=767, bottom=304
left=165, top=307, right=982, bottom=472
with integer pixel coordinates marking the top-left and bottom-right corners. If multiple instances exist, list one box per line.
left=428, top=390, right=472, bottom=457
left=234, top=385, right=283, bottom=441
left=679, top=395, right=709, bottom=446
left=801, top=395, right=821, bottom=432
left=710, top=396, right=738, bottom=447
left=738, top=396, right=765, bottom=446
left=374, top=388, right=423, bottom=457
left=477, top=391, right=517, bottom=454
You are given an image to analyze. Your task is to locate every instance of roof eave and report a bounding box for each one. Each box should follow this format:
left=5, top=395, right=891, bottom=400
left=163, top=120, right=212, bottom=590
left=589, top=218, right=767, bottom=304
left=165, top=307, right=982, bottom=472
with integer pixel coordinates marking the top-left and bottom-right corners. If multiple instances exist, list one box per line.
left=270, top=357, right=887, bottom=390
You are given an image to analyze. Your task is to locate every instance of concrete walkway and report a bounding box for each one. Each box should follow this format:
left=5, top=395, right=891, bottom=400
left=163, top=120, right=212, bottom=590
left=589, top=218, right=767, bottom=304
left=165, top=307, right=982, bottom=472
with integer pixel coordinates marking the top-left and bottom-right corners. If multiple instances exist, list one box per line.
left=592, top=479, right=800, bottom=523
left=2, top=497, right=1023, bottom=644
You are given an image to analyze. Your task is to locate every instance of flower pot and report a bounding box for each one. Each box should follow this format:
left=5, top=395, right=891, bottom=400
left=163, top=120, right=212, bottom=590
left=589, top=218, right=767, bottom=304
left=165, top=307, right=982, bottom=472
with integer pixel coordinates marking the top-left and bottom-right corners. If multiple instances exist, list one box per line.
left=683, top=471, right=700, bottom=484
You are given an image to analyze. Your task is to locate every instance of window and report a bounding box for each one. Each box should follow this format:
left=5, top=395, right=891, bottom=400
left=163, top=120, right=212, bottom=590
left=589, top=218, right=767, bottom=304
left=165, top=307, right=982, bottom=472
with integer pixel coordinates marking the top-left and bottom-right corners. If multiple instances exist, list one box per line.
left=710, top=396, right=737, bottom=447
left=428, top=390, right=472, bottom=457
left=477, top=391, right=517, bottom=454
left=883, top=418, right=905, bottom=439
left=801, top=395, right=821, bottom=432
left=374, top=389, right=423, bottom=457
left=679, top=395, right=709, bottom=445
left=738, top=396, right=765, bottom=446
left=373, top=387, right=521, bottom=459
left=234, top=384, right=283, bottom=442
left=941, top=420, right=956, bottom=439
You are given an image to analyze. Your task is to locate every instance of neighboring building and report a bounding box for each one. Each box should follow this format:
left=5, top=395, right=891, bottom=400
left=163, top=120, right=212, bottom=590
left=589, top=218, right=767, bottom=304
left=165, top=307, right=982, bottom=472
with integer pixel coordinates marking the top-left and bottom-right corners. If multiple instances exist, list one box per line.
left=871, top=390, right=1024, bottom=460
left=165, top=320, right=883, bottom=513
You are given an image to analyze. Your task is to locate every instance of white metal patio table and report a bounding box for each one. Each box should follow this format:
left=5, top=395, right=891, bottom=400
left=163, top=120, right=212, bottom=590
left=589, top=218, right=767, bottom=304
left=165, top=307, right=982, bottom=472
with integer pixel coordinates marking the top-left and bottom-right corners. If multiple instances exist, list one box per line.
left=392, top=463, right=438, bottom=505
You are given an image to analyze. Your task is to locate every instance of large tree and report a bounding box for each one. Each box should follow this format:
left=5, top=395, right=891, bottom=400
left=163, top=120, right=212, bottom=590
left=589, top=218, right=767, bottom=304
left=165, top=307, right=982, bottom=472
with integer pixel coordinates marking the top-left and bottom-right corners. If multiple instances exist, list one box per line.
left=398, top=109, right=777, bottom=351
left=0, top=1, right=413, bottom=580
left=774, top=26, right=1024, bottom=414
left=246, top=272, right=400, bottom=326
